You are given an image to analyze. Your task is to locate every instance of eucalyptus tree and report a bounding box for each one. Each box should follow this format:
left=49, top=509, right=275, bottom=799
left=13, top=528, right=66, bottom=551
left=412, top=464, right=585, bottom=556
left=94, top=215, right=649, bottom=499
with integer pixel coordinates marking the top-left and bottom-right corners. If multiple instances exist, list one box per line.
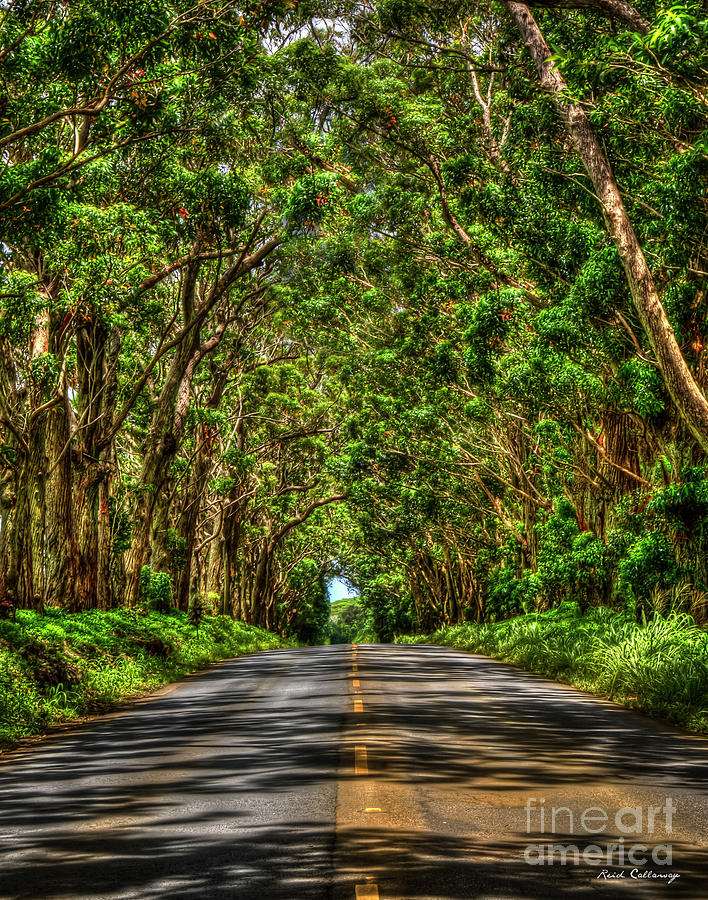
left=2, top=0, right=707, bottom=632
left=0, top=0, right=299, bottom=611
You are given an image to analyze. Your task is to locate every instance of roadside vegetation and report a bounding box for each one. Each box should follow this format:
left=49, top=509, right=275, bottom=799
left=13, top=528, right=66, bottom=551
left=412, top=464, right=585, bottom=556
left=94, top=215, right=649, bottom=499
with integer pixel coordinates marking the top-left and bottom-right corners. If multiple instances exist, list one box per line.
left=398, top=604, right=708, bottom=733
left=2, top=0, right=708, bottom=733
left=0, top=608, right=288, bottom=748
left=328, top=596, right=369, bottom=644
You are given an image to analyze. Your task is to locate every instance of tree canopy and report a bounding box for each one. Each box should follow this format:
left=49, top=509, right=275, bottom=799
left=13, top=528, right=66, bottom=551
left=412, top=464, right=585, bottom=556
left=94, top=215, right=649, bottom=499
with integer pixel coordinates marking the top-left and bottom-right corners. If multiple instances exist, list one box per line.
left=1, top=0, right=707, bottom=640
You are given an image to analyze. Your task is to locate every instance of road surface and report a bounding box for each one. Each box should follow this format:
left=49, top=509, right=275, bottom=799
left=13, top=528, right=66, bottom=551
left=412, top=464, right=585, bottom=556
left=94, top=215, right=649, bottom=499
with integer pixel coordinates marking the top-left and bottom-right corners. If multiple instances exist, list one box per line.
left=1, top=644, right=707, bottom=899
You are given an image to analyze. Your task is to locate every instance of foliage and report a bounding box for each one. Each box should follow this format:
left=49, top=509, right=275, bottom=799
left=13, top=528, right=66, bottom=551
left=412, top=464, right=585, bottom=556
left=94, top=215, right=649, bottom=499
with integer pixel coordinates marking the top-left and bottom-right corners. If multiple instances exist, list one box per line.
left=141, top=568, right=173, bottom=613
left=0, top=607, right=289, bottom=747
left=486, top=568, right=536, bottom=621
left=328, top=595, right=367, bottom=643
left=1, top=0, right=708, bottom=663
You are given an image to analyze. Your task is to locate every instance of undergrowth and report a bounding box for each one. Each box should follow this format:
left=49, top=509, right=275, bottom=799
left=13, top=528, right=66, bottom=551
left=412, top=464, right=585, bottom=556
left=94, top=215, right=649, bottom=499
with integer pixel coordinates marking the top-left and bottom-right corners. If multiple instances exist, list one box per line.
left=0, top=608, right=289, bottom=747
left=397, top=603, right=708, bottom=733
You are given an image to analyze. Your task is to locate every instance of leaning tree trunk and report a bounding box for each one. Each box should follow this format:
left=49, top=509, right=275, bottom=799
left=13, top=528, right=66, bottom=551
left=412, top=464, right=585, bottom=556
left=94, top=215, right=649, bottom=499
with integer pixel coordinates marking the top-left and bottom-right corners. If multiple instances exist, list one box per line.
left=125, top=453, right=162, bottom=608
left=504, top=1, right=708, bottom=454
left=123, top=334, right=223, bottom=607
left=250, top=546, right=276, bottom=629
left=149, top=479, right=174, bottom=580
left=74, top=464, right=103, bottom=610
left=123, top=367, right=194, bottom=608
left=176, top=423, right=220, bottom=611
left=95, top=457, right=115, bottom=610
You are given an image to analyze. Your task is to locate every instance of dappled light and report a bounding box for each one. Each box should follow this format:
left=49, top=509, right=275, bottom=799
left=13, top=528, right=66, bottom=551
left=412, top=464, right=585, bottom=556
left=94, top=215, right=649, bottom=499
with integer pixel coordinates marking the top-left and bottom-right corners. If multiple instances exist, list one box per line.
left=2, top=646, right=707, bottom=898
left=2, top=1, right=708, bottom=896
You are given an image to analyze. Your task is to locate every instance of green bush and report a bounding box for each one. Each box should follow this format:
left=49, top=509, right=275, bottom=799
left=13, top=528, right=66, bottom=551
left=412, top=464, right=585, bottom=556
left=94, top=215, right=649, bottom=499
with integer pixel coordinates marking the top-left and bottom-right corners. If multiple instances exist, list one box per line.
left=535, top=506, right=608, bottom=609
left=140, top=567, right=173, bottom=612
left=486, top=567, right=536, bottom=620
left=617, top=533, right=676, bottom=608
left=0, top=609, right=290, bottom=747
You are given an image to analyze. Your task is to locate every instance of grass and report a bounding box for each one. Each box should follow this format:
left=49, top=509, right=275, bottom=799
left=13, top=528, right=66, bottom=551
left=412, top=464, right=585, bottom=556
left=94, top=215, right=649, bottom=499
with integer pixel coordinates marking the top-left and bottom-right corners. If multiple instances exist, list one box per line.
left=397, top=603, right=708, bottom=734
left=0, top=607, right=290, bottom=748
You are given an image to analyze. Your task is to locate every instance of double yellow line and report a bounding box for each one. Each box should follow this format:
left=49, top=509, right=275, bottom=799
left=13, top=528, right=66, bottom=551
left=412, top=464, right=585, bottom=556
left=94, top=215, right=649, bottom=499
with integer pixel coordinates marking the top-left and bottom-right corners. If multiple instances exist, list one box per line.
left=351, top=645, right=381, bottom=900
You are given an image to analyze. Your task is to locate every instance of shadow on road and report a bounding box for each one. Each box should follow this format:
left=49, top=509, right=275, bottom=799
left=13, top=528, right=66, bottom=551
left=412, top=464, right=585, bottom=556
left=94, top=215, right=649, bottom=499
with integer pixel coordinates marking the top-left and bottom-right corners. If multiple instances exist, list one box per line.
left=0, top=644, right=706, bottom=899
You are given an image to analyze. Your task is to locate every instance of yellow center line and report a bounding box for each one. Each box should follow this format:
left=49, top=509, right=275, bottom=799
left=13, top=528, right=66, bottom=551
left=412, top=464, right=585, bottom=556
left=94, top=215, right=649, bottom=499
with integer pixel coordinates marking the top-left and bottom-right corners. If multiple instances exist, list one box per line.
left=352, top=678, right=360, bottom=688
left=354, top=744, right=368, bottom=775
left=354, top=699, right=363, bottom=713
left=355, top=884, right=380, bottom=900
left=352, top=663, right=358, bottom=671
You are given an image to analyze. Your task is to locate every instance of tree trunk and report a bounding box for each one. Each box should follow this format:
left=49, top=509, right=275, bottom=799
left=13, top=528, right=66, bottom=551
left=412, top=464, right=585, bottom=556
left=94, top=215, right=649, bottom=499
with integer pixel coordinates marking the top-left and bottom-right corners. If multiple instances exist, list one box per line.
left=75, top=464, right=102, bottom=610
left=0, top=474, right=11, bottom=603
left=71, top=324, right=120, bottom=611
left=205, top=507, right=224, bottom=599
left=96, top=465, right=114, bottom=610
left=176, top=426, right=217, bottom=610
left=150, top=481, right=173, bottom=579
left=44, top=400, right=78, bottom=609
left=14, top=427, right=46, bottom=612
left=124, top=491, right=154, bottom=608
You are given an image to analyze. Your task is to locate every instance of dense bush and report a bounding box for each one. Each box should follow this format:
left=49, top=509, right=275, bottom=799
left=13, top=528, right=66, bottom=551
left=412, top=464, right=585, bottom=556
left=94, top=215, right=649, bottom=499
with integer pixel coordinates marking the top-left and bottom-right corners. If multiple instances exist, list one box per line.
left=0, top=608, right=289, bottom=747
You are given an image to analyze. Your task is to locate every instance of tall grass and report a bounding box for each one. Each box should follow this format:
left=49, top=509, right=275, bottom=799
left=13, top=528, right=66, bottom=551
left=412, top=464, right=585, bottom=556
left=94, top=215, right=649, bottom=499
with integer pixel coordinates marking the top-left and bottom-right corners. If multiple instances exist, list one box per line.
left=398, top=604, right=708, bottom=733
left=0, top=608, right=289, bottom=747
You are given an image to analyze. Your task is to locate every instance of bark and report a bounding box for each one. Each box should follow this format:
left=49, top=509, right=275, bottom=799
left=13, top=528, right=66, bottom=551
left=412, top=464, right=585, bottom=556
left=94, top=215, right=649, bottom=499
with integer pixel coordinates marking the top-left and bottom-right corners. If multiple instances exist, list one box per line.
left=44, top=399, right=78, bottom=609
left=124, top=492, right=155, bottom=609
left=176, top=356, right=233, bottom=611
left=205, top=507, right=224, bottom=600
left=96, top=457, right=114, bottom=611
left=74, top=464, right=105, bottom=609
left=505, top=1, right=708, bottom=454
left=13, top=426, right=45, bottom=611
left=221, top=535, right=233, bottom=618
left=149, top=481, right=173, bottom=580
left=11, top=308, right=53, bottom=611
left=176, top=434, right=212, bottom=611
left=73, top=325, right=120, bottom=610
left=602, top=410, right=642, bottom=495
left=0, top=472, right=11, bottom=602
left=442, top=542, right=460, bottom=624
left=247, top=545, right=273, bottom=628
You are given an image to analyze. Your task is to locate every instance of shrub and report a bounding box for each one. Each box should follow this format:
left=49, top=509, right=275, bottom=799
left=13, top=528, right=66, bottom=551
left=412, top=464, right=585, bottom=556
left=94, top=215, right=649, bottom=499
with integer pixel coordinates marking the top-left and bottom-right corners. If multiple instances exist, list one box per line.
left=0, top=609, right=290, bottom=747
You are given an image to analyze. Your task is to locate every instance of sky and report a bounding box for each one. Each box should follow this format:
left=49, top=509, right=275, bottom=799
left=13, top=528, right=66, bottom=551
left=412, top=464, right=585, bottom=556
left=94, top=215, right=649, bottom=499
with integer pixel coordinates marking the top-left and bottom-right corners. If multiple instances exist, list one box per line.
left=327, top=576, right=359, bottom=604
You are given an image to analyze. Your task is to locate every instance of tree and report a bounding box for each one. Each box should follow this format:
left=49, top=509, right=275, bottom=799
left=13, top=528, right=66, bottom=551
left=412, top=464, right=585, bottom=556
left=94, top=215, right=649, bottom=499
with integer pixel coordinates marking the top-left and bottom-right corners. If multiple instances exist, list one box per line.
left=2, top=0, right=708, bottom=634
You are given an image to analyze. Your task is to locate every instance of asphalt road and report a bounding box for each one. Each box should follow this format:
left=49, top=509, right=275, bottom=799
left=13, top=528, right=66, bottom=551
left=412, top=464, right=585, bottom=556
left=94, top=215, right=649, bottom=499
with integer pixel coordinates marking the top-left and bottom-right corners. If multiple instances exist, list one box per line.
left=1, top=644, right=707, bottom=900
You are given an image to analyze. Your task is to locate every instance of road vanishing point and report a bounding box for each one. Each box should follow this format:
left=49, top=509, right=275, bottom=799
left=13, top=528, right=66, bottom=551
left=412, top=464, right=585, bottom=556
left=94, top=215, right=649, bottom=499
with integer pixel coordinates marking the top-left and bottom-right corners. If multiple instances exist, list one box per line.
left=1, top=644, right=707, bottom=899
